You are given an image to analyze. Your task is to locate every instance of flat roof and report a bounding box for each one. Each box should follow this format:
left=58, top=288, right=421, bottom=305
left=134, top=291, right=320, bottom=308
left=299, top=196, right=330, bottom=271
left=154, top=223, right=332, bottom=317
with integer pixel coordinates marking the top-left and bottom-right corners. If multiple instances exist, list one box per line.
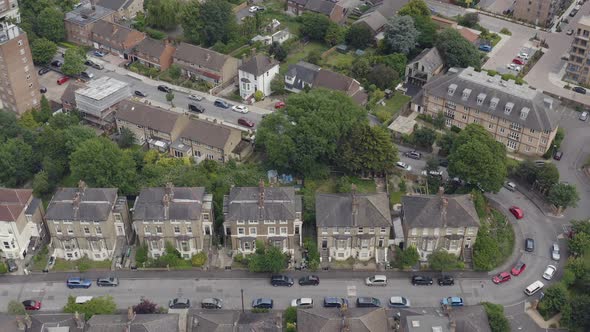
left=65, top=3, right=114, bottom=26
left=76, top=76, right=128, bottom=100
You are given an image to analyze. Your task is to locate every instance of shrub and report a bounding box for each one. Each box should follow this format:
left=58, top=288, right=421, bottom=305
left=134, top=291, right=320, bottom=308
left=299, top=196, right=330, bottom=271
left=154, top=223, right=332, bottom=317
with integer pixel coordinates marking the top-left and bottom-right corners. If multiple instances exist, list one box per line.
left=145, top=28, right=166, bottom=40
left=191, top=252, right=207, bottom=267
left=472, top=190, right=487, bottom=219
left=254, top=90, right=264, bottom=102
left=286, top=323, right=297, bottom=332
left=303, top=238, right=320, bottom=271
left=0, top=262, right=7, bottom=274
left=284, top=306, right=297, bottom=324
left=499, top=28, right=511, bottom=35
left=482, top=302, right=510, bottom=332
left=136, top=244, right=148, bottom=265
left=133, top=298, right=158, bottom=314
left=63, top=295, right=116, bottom=320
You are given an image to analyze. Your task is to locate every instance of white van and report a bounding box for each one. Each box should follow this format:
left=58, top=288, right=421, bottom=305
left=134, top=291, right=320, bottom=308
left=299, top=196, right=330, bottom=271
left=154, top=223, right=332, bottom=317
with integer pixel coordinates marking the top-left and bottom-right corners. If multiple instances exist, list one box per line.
left=524, top=281, right=544, bottom=296
left=75, top=296, right=93, bottom=304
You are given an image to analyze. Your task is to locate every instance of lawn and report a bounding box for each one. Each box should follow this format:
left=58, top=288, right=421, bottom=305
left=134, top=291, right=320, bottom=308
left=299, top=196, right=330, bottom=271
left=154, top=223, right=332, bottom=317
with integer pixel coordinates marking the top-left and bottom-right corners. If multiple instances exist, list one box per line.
left=30, top=245, right=49, bottom=272
left=389, top=191, right=404, bottom=205
left=373, top=92, right=412, bottom=123
left=316, top=176, right=376, bottom=194
left=282, top=42, right=328, bottom=71
left=53, top=256, right=112, bottom=272
left=323, top=51, right=355, bottom=70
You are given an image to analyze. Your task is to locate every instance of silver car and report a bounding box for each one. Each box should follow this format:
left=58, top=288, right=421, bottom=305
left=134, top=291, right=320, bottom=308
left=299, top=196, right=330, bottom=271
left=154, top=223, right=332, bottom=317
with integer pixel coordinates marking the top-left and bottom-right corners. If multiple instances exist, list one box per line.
left=579, top=111, right=588, bottom=121
left=551, top=243, right=560, bottom=261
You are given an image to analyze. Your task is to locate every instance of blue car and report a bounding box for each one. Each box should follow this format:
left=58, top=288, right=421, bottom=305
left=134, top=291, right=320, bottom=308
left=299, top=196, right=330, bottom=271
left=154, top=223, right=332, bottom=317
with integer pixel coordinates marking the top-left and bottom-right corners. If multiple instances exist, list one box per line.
left=67, top=277, right=92, bottom=289
left=93, top=51, right=105, bottom=57
left=214, top=99, right=230, bottom=109
left=479, top=44, right=492, bottom=52
left=441, top=296, right=464, bottom=307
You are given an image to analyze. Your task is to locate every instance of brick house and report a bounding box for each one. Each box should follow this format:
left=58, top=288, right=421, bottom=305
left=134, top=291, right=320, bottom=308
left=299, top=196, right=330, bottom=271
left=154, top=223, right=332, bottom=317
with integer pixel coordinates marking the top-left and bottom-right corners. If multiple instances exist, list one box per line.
left=286, top=0, right=347, bottom=23
left=132, top=37, right=176, bottom=71
left=90, top=20, right=146, bottom=58
left=172, top=43, right=239, bottom=86
left=65, top=3, right=115, bottom=47
left=96, top=0, right=144, bottom=20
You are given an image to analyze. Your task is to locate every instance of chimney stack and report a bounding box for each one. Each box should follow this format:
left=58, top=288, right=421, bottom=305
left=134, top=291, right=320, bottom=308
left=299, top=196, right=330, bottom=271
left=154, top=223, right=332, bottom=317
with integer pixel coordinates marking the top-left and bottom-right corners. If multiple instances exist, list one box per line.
left=258, top=179, right=265, bottom=209
left=438, top=186, right=444, bottom=197
left=78, top=180, right=87, bottom=193
left=89, top=0, right=96, bottom=10
left=127, top=306, right=136, bottom=322
left=74, top=311, right=85, bottom=329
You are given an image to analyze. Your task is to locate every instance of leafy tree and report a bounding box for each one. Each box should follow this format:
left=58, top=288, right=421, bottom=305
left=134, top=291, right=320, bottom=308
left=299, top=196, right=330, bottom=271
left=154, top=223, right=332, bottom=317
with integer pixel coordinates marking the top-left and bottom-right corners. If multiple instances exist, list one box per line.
left=167, top=64, right=181, bottom=80
left=146, top=0, right=180, bottom=30
left=33, top=171, right=51, bottom=197
left=482, top=302, right=510, bottom=332
left=0, top=138, right=35, bottom=187
left=473, top=226, right=500, bottom=271
left=458, top=13, right=479, bottom=28
left=303, top=237, right=320, bottom=271
left=191, top=251, right=207, bottom=267
left=351, top=57, right=371, bottom=81
left=536, top=163, right=559, bottom=190
left=448, top=124, right=507, bottom=192
left=539, top=283, right=568, bottom=316
left=180, top=0, right=201, bottom=43
left=398, top=0, right=431, bottom=17
left=384, top=16, right=419, bottom=54
left=135, top=244, right=148, bottom=265
left=166, top=91, right=175, bottom=106
left=436, top=29, right=481, bottom=68
left=324, top=23, right=345, bottom=46
left=37, top=6, right=65, bottom=42
left=192, top=0, right=237, bottom=46
left=248, top=242, right=287, bottom=273
left=19, top=110, right=40, bottom=129
left=31, top=38, right=57, bottom=65
left=569, top=232, right=590, bottom=257
left=133, top=299, right=158, bottom=314
left=548, top=183, right=580, bottom=210
left=571, top=219, right=590, bottom=235
left=35, top=95, right=54, bottom=124
left=515, top=160, right=539, bottom=184
left=432, top=112, right=446, bottom=130
left=366, top=64, right=398, bottom=90
left=428, top=250, right=459, bottom=271
left=0, top=111, right=23, bottom=141
left=270, top=76, right=285, bottom=94
left=346, top=24, right=372, bottom=49
left=568, top=294, right=590, bottom=330
left=398, top=246, right=419, bottom=268
left=437, top=131, right=456, bottom=156
left=269, top=42, right=287, bottom=62
left=337, top=124, right=398, bottom=174
left=117, top=127, right=136, bottom=149
left=412, top=126, right=436, bottom=149
left=425, top=157, right=439, bottom=172
left=7, top=300, right=26, bottom=315
left=414, top=15, right=437, bottom=48
left=284, top=306, right=297, bottom=324
left=254, top=90, right=264, bottom=102
left=62, top=47, right=86, bottom=76
left=299, top=13, right=331, bottom=41
left=306, top=49, right=322, bottom=65
left=63, top=295, right=116, bottom=319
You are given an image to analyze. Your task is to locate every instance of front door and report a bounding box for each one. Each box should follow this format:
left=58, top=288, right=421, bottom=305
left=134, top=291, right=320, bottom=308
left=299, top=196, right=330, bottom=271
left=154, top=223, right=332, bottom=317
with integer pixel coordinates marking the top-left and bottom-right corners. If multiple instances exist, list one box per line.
left=322, top=239, right=327, bottom=249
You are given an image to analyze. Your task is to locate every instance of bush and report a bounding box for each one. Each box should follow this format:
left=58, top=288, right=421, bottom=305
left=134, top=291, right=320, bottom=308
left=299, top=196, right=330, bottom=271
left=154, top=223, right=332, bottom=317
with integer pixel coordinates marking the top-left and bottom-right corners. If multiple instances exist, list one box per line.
left=63, top=295, right=116, bottom=320
left=284, top=306, right=297, bottom=324
left=499, top=28, right=511, bottom=35
left=472, top=190, right=487, bottom=219
left=482, top=302, right=510, bottom=332
left=254, top=90, right=264, bottom=102
left=0, top=262, right=7, bottom=274
left=136, top=244, right=148, bottom=265
left=191, top=252, right=207, bottom=267
left=251, top=308, right=270, bottom=313
left=134, top=298, right=158, bottom=314
left=303, top=238, right=320, bottom=271
left=145, top=28, right=166, bottom=40
left=396, top=245, right=419, bottom=268
left=286, top=323, right=297, bottom=332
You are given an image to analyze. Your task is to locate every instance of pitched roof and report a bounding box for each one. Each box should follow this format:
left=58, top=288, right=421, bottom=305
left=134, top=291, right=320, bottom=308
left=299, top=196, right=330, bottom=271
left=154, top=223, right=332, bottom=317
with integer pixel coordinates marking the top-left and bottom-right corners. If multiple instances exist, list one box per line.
left=304, top=0, right=336, bottom=15
left=87, top=313, right=180, bottom=332
left=401, top=193, right=480, bottom=228
left=457, top=27, right=479, bottom=43
left=96, top=0, right=133, bottom=11
left=61, top=81, right=87, bottom=106
left=115, top=100, right=181, bottom=134
left=0, top=189, right=32, bottom=222
left=46, top=186, right=118, bottom=222
left=133, top=186, right=206, bottom=221
left=297, top=308, right=390, bottom=332
left=178, top=118, right=236, bottom=150
left=313, top=69, right=357, bottom=92
left=285, top=61, right=321, bottom=90
left=408, top=47, right=444, bottom=73
left=421, top=67, right=560, bottom=131
left=225, top=185, right=302, bottom=222
left=0, top=313, right=86, bottom=332
left=174, top=42, right=230, bottom=71
left=355, top=10, right=388, bottom=33
left=91, top=20, right=145, bottom=50
left=375, top=0, right=410, bottom=17
left=134, top=37, right=168, bottom=58
left=316, top=192, right=391, bottom=228
left=191, top=311, right=282, bottom=332
left=239, top=55, right=279, bottom=76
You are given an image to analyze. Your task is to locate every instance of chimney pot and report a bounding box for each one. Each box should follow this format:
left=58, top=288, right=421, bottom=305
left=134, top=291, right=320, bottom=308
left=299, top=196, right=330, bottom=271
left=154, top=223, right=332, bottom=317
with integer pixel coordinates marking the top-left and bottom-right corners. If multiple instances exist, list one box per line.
left=438, top=187, right=445, bottom=196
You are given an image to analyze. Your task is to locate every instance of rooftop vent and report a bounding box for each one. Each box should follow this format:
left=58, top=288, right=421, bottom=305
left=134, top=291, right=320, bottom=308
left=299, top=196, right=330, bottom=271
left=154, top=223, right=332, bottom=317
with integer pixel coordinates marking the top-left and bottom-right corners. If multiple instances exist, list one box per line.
left=490, top=97, right=499, bottom=109
left=477, top=93, right=486, bottom=105
left=448, top=84, right=457, bottom=96
left=504, top=102, right=514, bottom=114
left=543, top=98, right=553, bottom=109
left=462, top=88, right=472, bottom=100
left=520, top=107, right=530, bottom=120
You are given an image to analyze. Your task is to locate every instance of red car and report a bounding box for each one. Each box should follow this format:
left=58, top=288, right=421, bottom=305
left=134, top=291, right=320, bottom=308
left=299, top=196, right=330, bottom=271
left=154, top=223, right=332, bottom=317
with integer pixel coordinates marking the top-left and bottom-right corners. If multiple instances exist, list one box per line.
left=512, top=58, right=525, bottom=65
left=511, top=262, right=526, bottom=276
left=57, top=76, right=70, bottom=85
left=238, top=117, right=255, bottom=128
left=22, top=300, right=42, bottom=310
left=492, top=272, right=511, bottom=284
left=509, top=206, right=524, bottom=219
left=274, top=101, right=286, bottom=109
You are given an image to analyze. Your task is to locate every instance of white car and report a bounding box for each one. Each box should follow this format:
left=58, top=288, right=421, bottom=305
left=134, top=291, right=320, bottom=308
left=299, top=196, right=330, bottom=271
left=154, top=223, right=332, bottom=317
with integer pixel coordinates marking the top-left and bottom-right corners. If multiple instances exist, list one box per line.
left=421, top=170, right=443, bottom=177
left=232, top=105, right=249, bottom=114
left=517, top=52, right=529, bottom=60
left=365, top=275, right=387, bottom=286
left=188, top=94, right=203, bottom=101
left=290, top=297, right=313, bottom=308
left=396, top=161, right=412, bottom=171
left=551, top=243, right=560, bottom=261
left=542, top=265, right=557, bottom=280
left=248, top=6, right=261, bottom=13
left=507, top=63, right=521, bottom=72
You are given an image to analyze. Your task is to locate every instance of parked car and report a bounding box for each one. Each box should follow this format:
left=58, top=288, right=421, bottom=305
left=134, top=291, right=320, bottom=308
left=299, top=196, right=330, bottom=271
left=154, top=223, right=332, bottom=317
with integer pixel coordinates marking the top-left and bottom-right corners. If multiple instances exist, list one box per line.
left=507, top=63, right=522, bottom=72
left=157, top=85, right=171, bottom=93
left=512, top=58, right=525, bottom=65
left=169, top=298, right=191, bottom=309
left=188, top=103, right=205, bottom=113
left=214, top=99, right=230, bottom=108
left=270, top=275, right=294, bottom=287
left=551, top=243, right=560, bottom=261
left=38, top=67, right=50, bottom=75
left=509, top=206, right=524, bottom=219
left=365, top=275, right=387, bottom=286
left=252, top=298, right=273, bottom=309
left=573, top=86, right=587, bottom=94
left=525, top=238, right=535, bottom=252
left=517, top=52, right=529, bottom=60
left=40, top=87, right=47, bottom=94
left=492, top=272, right=512, bottom=284
left=479, top=44, right=492, bottom=52
left=396, top=161, right=412, bottom=171
left=51, top=60, right=63, bottom=67
left=96, top=277, right=119, bottom=287
left=388, top=296, right=411, bottom=308
left=57, top=76, right=70, bottom=85
left=232, top=105, right=249, bottom=114
left=553, top=151, right=563, bottom=160
left=504, top=181, right=517, bottom=191
left=404, top=151, right=422, bottom=159
left=291, top=298, right=313, bottom=308
left=238, top=117, right=255, bottom=128
left=542, top=265, right=557, bottom=280
left=248, top=5, right=264, bottom=12
left=85, top=60, right=104, bottom=70
left=81, top=71, right=94, bottom=79
left=93, top=51, right=105, bottom=57
left=438, top=159, right=449, bottom=167
left=441, top=296, right=464, bottom=307
left=6, top=259, right=17, bottom=272
left=579, top=111, right=588, bottom=121
left=323, top=297, right=348, bottom=308
left=275, top=101, right=286, bottom=109
left=421, top=170, right=443, bottom=177
left=298, top=275, right=320, bottom=286
left=134, top=90, right=148, bottom=97
left=356, top=297, right=381, bottom=308
left=66, top=277, right=92, bottom=289
left=22, top=300, right=42, bottom=310
left=511, top=262, right=526, bottom=276
left=201, top=298, right=223, bottom=309
left=75, top=296, right=93, bottom=304
left=188, top=94, right=203, bottom=101
left=412, top=275, right=433, bottom=286
left=567, top=29, right=574, bottom=35
left=437, top=275, right=454, bottom=286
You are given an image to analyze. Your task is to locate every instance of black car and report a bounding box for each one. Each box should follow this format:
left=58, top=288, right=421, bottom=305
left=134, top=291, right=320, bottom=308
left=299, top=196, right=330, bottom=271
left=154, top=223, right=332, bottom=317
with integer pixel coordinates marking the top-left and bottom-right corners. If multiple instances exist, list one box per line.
left=51, top=60, right=63, bottom=67
left=323, top=297, right=348, bottom=308
left=134, top=90, right=148, bottom=97
left=96, top=277, right=119, bottom=287
left=411, top=275, right=433, bottom=286
left=40, top=87, right=47, bottom=94
left=298, top=275, right=320, bottom=286
left=38, top=68, right=50, bottom=75
left=438, top=159, right=449, bottom=167
left=188, top=103, right=205, bottom=113
left=271, top=275, right=294, bottom=287
left=437, top=275, right=455, bottom=286
left=6, top=259, right=17, bottom=272
left=158, top=85, right=172, bottom=93
left=525, top=238, right=535, bottom=252
left=201, top=298, right=223, bottom=309
left=553, top=151, right=563, bottom=161
left=214, top=99, right=230, bottom=108
left=356, top=297, right=381, bottom=308
left=252, top=298, right=273, bottom=309
left=573, top=86, right=587, bottom=94
left=169, top=298, right=191, bottom=309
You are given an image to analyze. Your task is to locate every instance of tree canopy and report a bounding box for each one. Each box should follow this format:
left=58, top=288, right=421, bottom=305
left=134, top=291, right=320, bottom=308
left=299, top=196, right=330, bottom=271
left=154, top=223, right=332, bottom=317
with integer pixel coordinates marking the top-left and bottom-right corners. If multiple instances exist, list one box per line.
left=366, top=64, right=399, bottom=90
left=37, top=6, right=65, bottom=42
left=61, top=47, right=86, bottom=76
left=384, top=16, right=419, bottom=54
left=63, top=295, right=116, bottom=319
left=398, top=0, right=431, bottom=17
left=299, top=13, right=332, bottom=42
left=146, top=0, right=181, bottom=30
left=31, top=38, right=57, bottom=65
left=436, top=29, right=481, bottom=68
left=181, top=0, right=237, bottom=46
left=336, top=124, right=398, bottom=175
left=346, top=24, right=373, bottom=49
left=428, top=249, right=460, bottom=271
left=548, top=183, right=580, bottom=210
left=248, top=241, right=287, bottom=273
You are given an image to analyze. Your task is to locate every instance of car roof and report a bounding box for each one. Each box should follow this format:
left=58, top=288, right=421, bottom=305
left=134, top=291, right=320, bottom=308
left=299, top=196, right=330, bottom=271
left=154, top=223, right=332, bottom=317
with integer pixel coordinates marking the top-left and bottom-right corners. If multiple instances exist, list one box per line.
left=256, top=298, right=272, bottom=303
left=449, top=297, right=462, bottom=302
left=173, top=298, right=189, bottom=303
left=202, top=298, right=220, bottom=303
left=389, top=296, right=405, bottom=302
left=299, top=298, right=313, bottom=304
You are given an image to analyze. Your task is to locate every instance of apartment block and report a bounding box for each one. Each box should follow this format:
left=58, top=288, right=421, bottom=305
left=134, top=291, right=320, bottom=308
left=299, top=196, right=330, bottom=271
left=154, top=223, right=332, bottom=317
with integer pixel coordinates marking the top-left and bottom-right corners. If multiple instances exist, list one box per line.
left=513, top=0, right=564, bottom=27
left=132, top=184, right=213, bottom=259
left=565, top=15, right=590, bottom=85
left=413, top=67, right=560, bottom=157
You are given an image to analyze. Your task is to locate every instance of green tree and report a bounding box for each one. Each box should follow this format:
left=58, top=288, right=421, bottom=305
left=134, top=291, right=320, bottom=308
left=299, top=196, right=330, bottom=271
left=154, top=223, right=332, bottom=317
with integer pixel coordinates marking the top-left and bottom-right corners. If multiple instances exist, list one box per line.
left=248, top=243, right=287, bottom=273
left=432, top=112, right=446, bottom=130
left=398, top=246, right=419, bottom=268
left=62, top=47, right=86, bottom=76
left=337, top=124, right=398, bottom=175
left=299, top=12, right=331, bottom=41
left=548, top=183, right=580, bottom=210
left=398, top=0, right=431, bottom=17
left=458, top=13, right=479, bottom=28
left=166, top=91, right=175, bottom=106
left=428, top=249, right=459, bottom=271
left=412, top=126, right=436, bottom=149
left=437, top=131, right=456, bottom=156
left=346, top=24, right=372, bottom=49
left=369, top=53, right=408, bottom=78
left=254, top=90, right=264, bottom=102
left=180, top=0, right=201, bottom=43
left=303, top=237, right=320, bottom=271
left=269, top=42, right=287, bottom=62
left=366, top=64, right=399, bottom=90
left=0, top=138, right=35, bottom=187
left=146, top=0, right=180, bottom=30
left=63, top=295, right=116, bottom=319
left=18, top=110, right=40, bottom=129
left=306, top=49, right=322, bottom=65
left=536, top=163, right=559, bottom=191
left=33, top=171, right=51, bottom=197
left=539, top=283, right=568, bottom=316
left=473, top=226, right=500, bottom=271
left=270, top=76, right=285, bottom=95
left=167, top=64, right=181, bottom=80
left=569, top=232, right=590, bottom=257
left=31, top=38, right=57, bottom=65
left=135, top=244, right=148, bottom=265
left=448, top=124, right=507, bottom=192
left=414, top=15, right=437, bottom=48
left=35, top=95, right=53, bottom=124
left=351, top=57, right=371, bottom=81
left=0, top=111, right=23, bottom=141
left=324, top=23, right=345, bottom=46
left=482, top=302, right=510, bottom=332
left=436, top=29, right=481, bottom=68
left=191, top=251, right=207, bottom=267
left=186, top=0, right=237, bottom=46
left=117, top=127, right=136, bottom=148
left=284, top=306, right=297, bottom=324
left=37, top=6, right=65, bottom=42
left=384, top=16, right=419, bottom=54
left=567, top=294, right=590, bottom=330
left=7, top=300, right=26, bottom=315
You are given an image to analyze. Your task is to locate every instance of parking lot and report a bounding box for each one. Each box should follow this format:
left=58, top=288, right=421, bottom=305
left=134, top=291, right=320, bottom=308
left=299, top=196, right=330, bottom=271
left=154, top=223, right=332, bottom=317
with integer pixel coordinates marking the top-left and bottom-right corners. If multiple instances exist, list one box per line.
left=36, top=69, right=72, bottom=103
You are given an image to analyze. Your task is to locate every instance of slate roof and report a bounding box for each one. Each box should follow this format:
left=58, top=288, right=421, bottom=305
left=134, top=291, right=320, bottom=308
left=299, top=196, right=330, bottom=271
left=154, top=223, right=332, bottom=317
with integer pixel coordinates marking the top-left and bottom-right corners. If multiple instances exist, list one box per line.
left=304, top=0, right=336, bottom=15
left=134, top=37, right=167, bottom=58
left=285, top=61, right=321, bottom=90
left=355, top=10, right=388, bottom=33
left=239, top=55, right=279, bottom=77
left=87, top=313, right=179, bottom=332
left=46, top=187, right=118, bottom=222
left=96, top=0, right=133, bottom=11
left=179, top=118, right=235, bottom=150
left=133, top=186, right=205, bottom=221
left=61, top=81, right=87, bottom=106
left=116, top=100, right=181, bottom=134
left=405, top=314, right=450, bottom=332
left=225, top=185, right=302, bottom=222
left=420, top=67, right=560, bottom=131
left=401, top=194, right=480, bottom=228
left=174, top=42, right=230, bottom=72
left=375, top=0, right=410, bottom=17
left=191, top=311, right=282, bottom=332
left=0, top=189, right=32, bottom=222
left=313, top=69, right=356, bottom=92
left=316, top=192, right=391, bottom=228
left=297, top=308, right=390, bottom=332
left=407, top=47, right=444, bottom=74
left=91, top=20, right=144, bottom=50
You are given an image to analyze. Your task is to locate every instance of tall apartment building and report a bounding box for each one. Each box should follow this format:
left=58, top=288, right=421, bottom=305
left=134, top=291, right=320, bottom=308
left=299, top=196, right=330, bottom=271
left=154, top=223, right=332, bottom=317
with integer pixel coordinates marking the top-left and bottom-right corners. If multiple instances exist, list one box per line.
left=0, top=0, right=41, bottom=115
left=565, top=16, right=590, bottom=85
left=413, top=67, right=560, bottom=156
left=513, top=0, right=564, bottom=28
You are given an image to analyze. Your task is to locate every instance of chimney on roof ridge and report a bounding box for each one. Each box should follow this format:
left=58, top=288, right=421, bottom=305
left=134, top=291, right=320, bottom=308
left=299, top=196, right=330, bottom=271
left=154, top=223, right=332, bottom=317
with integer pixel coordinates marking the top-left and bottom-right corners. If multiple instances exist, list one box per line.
left=438, top=186, right=445, bottom=197
left=441, top=198, right=448, bottom=227
left=127, top=306, right=136, bottom=322
left=78, top=180, right=87, bottom=193
left=90, top=0, right=96, bottom=10
left=258, top=179, right=265, bottom=209
left=73, top=192, right=81, bottom=208
left=74, top=311, right=85, bottom=329
left=165, top=182, right=174, bottom=198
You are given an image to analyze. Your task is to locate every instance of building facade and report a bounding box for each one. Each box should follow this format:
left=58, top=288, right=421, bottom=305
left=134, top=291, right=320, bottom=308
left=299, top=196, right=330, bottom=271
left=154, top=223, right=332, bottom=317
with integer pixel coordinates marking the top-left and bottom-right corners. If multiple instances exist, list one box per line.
left=0, top=189, right=45, bottom=260
left=223, top=181, right=303, bottom=255
left=414, top=67, right=560, bottom=156
left=405, top=47, right=444, bottom=87
left=238, top=55, right=279, bottom=100
left=565, top=15, right=590, bottom=85
left=45, top=181, right=130, bottom=261
left=132, top=184, right=213, bottom=259
left=96, top=0, right=144, bottom=20
left=65, top=2, right=115, bottom=47
left=75, top=76, right=131, bottom=127
left=133, top=37, right=176, bottom=71
left=172, top=43, right=239, bottom=86
left=513, top=0, right=564, bottom=28
left=90, top=20, right=145, bottom=58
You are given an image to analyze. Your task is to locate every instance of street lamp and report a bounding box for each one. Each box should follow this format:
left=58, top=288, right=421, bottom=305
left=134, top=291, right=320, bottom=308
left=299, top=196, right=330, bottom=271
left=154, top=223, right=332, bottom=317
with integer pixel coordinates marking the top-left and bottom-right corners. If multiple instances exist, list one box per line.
left=241, top=289, right=244, bottom=313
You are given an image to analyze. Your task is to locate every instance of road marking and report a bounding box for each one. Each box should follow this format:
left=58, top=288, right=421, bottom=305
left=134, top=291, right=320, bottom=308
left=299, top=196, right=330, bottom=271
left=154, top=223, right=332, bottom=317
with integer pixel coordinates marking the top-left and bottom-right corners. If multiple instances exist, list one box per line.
left=347, top=285, right=356, bottom=297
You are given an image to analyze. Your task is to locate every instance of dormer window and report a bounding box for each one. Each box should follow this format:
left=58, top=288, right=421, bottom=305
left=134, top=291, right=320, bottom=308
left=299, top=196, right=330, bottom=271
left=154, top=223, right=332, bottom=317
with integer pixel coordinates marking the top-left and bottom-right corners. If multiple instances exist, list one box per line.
left=504, top=102, right=514, bottom=115
left=462, top=88, right=472, bottom=100
left=520, top=107, right=530, bottom=120
left=448, top=84, right=457, bottom=96
left=477, top=93, right=486, bottom=105
left=490, top=97, right=499, bottom=109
